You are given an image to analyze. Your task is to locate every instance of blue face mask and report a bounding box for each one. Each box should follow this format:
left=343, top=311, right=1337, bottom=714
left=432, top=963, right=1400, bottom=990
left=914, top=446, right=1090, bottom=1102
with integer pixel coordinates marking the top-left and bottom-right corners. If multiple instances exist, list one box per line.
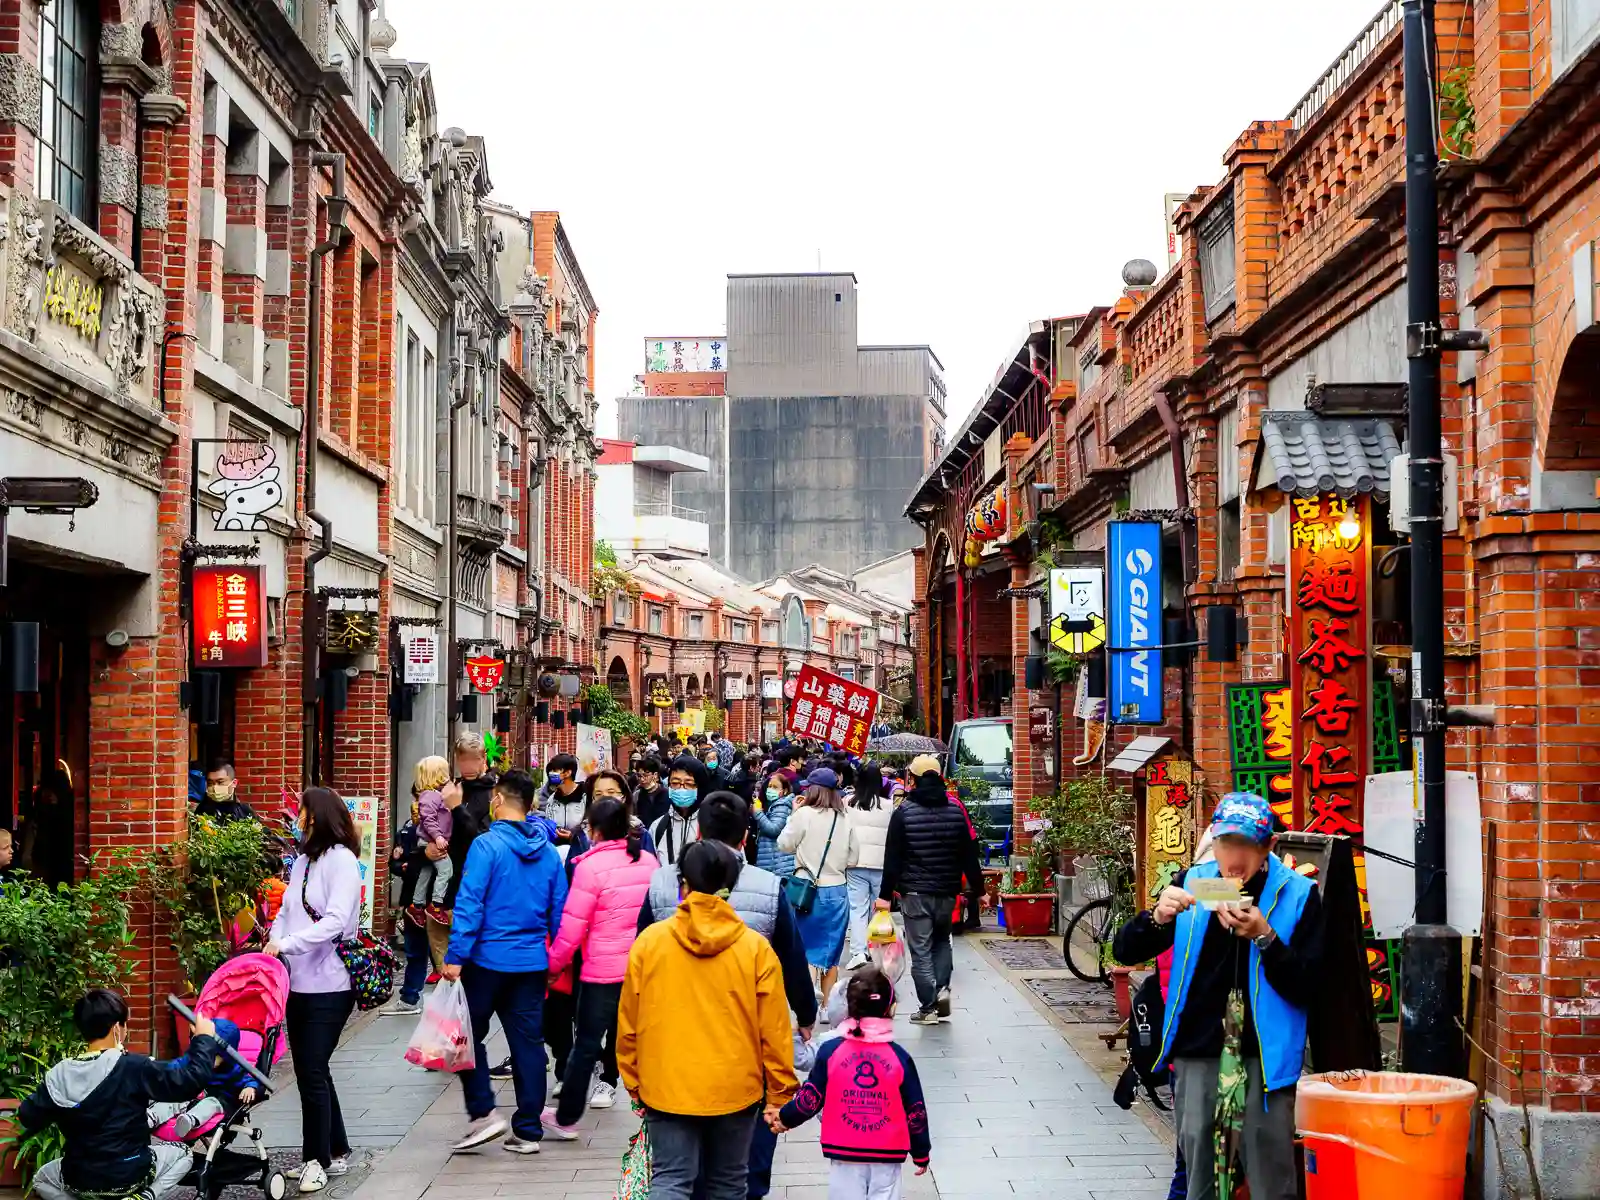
left=765, top=786, right=781, bottom=800
left=706, top=759, right=718, bottom=769
left=668, top=787, right=697, bottom=809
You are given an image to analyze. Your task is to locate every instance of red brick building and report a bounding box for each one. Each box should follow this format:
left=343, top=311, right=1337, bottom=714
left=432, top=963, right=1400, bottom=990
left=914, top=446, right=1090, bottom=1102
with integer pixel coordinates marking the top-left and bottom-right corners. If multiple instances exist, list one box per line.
left=908, top=3, right=1600, bottom=1183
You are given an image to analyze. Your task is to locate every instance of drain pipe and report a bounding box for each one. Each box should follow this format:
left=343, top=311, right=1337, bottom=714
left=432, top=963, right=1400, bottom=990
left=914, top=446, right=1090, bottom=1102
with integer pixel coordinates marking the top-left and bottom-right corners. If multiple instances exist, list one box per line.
left=301, top=151, right=348, bottom=787
left=445, top=321, right=473, bottom=750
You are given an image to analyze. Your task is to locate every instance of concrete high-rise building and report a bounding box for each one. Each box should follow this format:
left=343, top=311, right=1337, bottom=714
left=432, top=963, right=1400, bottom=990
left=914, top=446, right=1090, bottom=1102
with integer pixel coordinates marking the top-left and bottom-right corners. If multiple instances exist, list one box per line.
left=619, top=273, right=945, bottom=580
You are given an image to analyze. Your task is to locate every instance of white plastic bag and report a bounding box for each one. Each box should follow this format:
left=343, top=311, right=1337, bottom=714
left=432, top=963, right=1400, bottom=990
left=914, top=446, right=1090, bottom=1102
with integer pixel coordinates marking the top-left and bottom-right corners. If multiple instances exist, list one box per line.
left=404, top=979, right=474, bottom=1072
left=793, top=1029, right=817, bottom=1076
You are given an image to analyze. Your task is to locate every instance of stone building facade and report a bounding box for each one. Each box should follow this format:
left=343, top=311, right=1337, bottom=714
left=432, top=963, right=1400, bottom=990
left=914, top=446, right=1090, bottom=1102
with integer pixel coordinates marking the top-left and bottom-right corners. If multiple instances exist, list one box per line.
left=908, top=3, right=1600, bottom=1186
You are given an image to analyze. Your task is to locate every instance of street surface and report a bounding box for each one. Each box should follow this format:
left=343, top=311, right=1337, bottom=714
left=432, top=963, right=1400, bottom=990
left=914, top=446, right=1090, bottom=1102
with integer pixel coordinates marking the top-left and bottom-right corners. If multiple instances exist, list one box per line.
left=248, top=935, right=1173, bottom=1200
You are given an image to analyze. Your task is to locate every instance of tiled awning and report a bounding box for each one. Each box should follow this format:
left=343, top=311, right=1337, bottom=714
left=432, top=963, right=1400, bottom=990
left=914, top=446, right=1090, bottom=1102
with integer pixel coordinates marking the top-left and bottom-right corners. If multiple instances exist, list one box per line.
left=1254, top=412, right=1403, bottom=499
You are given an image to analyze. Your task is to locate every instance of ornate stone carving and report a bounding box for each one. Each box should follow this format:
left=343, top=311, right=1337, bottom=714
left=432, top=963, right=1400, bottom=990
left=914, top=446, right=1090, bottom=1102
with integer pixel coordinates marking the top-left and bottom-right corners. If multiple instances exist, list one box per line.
left=401, top=92, right=423, bottom=185
left=104, top=283, right=160, bottom=395
left=140, top=185, right=169, bottom=230
left=99, top=143, right=140, bottom=210
left=142, top=450, right=163, bottom=479
left=103, top=433, right=132, bottom=466
left=0, top=53, right=41, bottom=136
left=3, top=388, right=42, bottom=428
left=9, top=195, right=45, bottom=338
left=63, top=415, right=87, bottom=446
left=100, top=22, right=143, bottom=60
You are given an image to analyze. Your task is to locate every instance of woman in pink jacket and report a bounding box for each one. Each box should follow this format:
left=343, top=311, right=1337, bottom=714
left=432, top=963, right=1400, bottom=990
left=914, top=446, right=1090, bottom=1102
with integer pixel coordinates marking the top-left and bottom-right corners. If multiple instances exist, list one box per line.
left=542, top=796, right=659, bottom=1133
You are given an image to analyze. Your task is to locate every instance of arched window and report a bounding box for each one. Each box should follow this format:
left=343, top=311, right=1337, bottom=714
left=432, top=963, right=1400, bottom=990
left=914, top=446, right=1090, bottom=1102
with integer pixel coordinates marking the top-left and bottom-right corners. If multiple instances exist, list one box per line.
left=38, top=0, right=99, bottom=225
left=783, top=596, right=807, bottom=650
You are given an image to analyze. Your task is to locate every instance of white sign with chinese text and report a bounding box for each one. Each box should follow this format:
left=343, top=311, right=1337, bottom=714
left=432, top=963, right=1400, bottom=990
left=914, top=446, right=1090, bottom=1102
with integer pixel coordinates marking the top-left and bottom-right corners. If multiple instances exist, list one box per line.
left=402, top=629, right=440, bottom=685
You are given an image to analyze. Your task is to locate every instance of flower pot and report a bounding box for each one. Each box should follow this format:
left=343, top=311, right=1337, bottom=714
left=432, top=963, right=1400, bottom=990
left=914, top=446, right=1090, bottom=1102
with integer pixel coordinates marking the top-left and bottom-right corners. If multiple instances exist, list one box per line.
left=0, top=1098, right=23, bottom=1188
left=172, top=992, right=200, bottom=1054
left=1111, top=966, right=1136, bottom=1020
left=981, top=867, right=1003, bottom=908
left=1000, top=893, right=1054, bottom=937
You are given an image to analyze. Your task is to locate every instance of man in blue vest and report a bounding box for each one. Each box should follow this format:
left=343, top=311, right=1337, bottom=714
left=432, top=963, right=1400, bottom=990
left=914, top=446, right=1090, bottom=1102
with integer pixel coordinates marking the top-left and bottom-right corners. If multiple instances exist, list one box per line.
left=1113, top=791, right=1323, bottom=1200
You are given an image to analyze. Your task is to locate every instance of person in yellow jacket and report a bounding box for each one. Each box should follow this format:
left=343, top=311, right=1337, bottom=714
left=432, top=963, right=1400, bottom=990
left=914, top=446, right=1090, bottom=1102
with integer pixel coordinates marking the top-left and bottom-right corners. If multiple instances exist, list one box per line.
left=617, top=839, right=798, bottom=1200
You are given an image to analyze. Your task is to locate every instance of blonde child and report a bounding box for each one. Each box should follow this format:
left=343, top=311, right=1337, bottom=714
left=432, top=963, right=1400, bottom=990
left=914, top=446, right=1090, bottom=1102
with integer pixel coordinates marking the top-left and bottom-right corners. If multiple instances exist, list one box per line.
left=414, top=756, right=453, bottom=917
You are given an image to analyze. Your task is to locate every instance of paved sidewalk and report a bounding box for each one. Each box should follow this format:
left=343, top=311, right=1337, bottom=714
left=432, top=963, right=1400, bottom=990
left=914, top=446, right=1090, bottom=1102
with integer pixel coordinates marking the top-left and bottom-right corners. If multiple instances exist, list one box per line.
left=249, top=935, right=1172, bottom=1200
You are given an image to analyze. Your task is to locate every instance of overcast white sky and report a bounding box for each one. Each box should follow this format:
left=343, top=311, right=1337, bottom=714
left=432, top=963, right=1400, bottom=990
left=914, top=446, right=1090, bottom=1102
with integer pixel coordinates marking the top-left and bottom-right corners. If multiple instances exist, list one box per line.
left=386, top=0, right=1387, bottom=434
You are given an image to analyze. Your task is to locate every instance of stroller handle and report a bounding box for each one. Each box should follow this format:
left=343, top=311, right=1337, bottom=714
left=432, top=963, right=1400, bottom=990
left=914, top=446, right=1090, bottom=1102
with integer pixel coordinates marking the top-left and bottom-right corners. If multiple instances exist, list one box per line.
left=165, top=994, right=276, bottom=1094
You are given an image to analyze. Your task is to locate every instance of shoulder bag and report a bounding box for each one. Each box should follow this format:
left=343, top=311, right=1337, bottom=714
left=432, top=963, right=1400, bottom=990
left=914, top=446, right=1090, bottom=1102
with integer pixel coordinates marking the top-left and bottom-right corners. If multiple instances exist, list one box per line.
left=781, top=811, right=839, bottom=917
left=300, top=857, right=399, bottom=1011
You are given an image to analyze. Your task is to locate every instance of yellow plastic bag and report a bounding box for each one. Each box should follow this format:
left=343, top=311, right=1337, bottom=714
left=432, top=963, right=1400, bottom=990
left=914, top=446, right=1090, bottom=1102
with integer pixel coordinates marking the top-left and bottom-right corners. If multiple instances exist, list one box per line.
left=867, top=909, right=896, bottom=944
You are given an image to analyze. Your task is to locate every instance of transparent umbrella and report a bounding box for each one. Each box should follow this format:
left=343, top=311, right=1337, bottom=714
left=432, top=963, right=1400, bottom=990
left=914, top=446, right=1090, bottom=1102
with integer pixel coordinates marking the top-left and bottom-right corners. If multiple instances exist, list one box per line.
left=865, top=732, right=946, bottom=754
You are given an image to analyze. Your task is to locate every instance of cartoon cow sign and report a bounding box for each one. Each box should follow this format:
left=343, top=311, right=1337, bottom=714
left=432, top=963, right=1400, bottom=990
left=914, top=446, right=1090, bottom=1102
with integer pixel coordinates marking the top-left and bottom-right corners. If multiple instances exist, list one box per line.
left=209, top=441, right=283, bottom=531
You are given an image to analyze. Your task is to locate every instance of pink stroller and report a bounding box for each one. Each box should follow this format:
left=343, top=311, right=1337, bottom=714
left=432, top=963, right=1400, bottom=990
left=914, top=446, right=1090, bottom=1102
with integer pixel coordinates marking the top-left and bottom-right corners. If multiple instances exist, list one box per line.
left=159, top=954, right=291, bottom=1200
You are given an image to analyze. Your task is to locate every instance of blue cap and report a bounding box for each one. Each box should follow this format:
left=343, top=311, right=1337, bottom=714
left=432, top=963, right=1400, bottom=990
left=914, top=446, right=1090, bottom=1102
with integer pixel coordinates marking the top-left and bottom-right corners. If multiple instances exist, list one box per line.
left=806, top=767, right=839, bottom=790
left=1209, top=792, right=1274, bottom=845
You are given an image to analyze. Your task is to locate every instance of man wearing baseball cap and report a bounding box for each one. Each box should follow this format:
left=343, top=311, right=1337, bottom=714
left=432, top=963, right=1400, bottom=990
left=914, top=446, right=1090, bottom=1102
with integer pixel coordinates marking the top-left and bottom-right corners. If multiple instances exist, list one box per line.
left=1112, top=792, right=1324, bottom=1200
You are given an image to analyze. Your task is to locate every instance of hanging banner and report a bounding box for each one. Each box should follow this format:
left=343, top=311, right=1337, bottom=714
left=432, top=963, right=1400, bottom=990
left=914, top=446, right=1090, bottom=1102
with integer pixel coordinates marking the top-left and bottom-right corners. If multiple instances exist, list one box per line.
left=1140, top=757, right=1196, bottom=907
left=575, top=723, right=613, bottom=781
left=1107, top=522, right=1163, bottom=723
left=401, top=629, right=440, bottom=685
left=465, top=655, right=506, bottom=694
left=785, top=664, right=881, bottom=755
left=192, top=565, right=268, bottom=668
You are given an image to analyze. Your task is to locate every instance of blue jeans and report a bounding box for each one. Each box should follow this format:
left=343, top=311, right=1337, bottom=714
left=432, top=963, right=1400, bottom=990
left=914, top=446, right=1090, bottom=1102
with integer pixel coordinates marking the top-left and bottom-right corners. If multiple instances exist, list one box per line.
left=746, top=1110, right=778, bottom=1198
left=458, top=963, right=548, bottom=1139
left=845, top=868, right=882, bottom=961
left=400, top=920, right=430, bottom=1005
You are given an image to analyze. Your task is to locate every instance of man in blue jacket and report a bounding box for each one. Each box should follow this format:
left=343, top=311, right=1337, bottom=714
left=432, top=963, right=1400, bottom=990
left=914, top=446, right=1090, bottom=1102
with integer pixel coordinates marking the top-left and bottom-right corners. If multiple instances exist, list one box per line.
left=444, top=768, right=568, bottom=1155
left=1113, top=792, right=1323, bottom=1200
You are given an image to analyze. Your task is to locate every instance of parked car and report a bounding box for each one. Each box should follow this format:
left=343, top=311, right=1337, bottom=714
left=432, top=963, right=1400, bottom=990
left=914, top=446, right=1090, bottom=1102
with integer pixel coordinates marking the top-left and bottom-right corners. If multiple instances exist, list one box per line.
left=944, top=717, right=1013, bottom=839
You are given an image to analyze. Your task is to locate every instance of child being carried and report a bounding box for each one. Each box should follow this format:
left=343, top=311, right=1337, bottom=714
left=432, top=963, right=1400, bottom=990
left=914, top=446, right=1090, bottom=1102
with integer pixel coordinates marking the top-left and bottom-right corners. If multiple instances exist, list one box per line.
left=413, top=756, right=453, bottom=919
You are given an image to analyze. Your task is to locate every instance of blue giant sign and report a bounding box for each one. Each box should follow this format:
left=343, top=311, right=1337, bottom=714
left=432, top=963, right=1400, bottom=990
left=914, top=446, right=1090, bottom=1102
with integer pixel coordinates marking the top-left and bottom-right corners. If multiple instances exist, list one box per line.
left=1107, top=522, right=1164, bottom=724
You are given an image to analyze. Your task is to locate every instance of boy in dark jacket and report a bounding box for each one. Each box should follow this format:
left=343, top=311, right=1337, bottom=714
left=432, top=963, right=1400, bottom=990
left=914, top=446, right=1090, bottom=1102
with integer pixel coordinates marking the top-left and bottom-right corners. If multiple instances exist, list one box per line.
left=23, top=989, right=224, bottom=1200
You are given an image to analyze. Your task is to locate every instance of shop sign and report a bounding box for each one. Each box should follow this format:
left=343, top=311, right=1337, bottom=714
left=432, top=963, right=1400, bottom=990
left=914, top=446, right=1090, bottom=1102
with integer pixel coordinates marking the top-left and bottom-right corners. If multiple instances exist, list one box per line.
left=1107, top=522, right=1163, bottom=723
left=785, top=664, right=880, bottom=755
left=401, top=629, right=439, bottom=685
left=648, top=678, right=676, bottom=708
left=324, top=610, right=379, bottom=654
left=1140, top=757, right=1195, bottom=906
left=192, top=565, right=268, bottom=668
left=724, top=675, right=746, bottom=701
left=343, top=794, right=379, bottom=931
left=43, top=260, right=104, bottom=340
left=1048, top=568, right=1106, bottom=654
left=208, top=441, right=283, bottom=532
left=761, top=676, right=782, bottom=700
left=465, top=655, right=505, bottom=693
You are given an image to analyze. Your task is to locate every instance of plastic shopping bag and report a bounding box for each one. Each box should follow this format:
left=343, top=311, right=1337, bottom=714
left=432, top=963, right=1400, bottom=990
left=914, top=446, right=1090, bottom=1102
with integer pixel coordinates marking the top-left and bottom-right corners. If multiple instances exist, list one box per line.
left=404, top=979, right=474, bottom=1072
left=793, top=1028, right=817, bottom=1076
left=869, top=932, right=907, bottom=983
left=613, top=1102, right=652, bottom=1200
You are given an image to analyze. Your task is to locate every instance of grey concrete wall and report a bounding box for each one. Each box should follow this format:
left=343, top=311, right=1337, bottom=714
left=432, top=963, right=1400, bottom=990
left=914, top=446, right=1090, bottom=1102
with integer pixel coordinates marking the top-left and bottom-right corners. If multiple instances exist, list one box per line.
left=1267, top=285, right=1408, bottom=409
left=727, top=274, right=860, bottom=398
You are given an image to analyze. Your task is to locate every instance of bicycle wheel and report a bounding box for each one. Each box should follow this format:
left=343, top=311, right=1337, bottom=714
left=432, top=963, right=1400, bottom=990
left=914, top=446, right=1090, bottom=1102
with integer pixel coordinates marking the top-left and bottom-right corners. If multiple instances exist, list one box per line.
left=1062, top=896, right=1113, bottom=984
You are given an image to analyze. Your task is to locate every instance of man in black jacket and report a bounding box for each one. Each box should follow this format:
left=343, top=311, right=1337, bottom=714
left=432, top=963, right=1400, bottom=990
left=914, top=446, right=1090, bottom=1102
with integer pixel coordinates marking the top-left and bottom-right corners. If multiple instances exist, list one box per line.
left=23, top=989, right=224, bottom=1200
left=441, top=733, right=498, bottom=910
left=876, top=755, right=982, bottom=1025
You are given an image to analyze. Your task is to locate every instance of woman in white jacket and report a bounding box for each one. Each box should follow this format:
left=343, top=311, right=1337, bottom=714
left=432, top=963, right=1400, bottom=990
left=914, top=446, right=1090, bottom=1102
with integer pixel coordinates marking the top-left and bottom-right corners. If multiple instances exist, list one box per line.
left=777, top=768, right=852, bottom=1002
left=844, top=764, right=894, bottom=968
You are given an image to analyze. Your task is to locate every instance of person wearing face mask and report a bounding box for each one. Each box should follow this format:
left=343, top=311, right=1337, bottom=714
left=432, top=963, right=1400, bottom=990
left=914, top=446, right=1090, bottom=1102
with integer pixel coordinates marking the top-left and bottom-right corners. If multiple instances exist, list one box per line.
left=20, top=989, right=223, bottom=1200
left=192, top=760, right=255, bottom=824
left=1112, top=793, right=1323, bottom=1200
left=751, top=769, right=795, bottom=878
left=649, top=755, right=706, bottom=866
left=541, top=754, right=587, bottom=838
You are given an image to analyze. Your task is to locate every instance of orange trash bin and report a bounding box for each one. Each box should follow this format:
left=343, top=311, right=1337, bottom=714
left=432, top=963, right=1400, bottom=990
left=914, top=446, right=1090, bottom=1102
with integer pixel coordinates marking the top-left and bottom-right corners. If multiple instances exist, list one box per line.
left=1296, top=1071, right=1477, bottom=1200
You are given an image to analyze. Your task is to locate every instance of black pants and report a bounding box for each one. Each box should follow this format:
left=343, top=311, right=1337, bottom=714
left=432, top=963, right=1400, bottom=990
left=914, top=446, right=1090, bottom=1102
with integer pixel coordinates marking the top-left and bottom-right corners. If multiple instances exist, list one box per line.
left=545, top=985, right=577, bottom=1078
left=285, top=990, right=355, bottom=1167
left=556, top=980, right=622, bottom=1125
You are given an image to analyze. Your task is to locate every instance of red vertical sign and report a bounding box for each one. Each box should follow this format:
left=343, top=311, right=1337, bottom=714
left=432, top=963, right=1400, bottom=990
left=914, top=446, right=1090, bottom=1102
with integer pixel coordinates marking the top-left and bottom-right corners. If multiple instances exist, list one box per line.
left=785, top=665, right=880, bottom=756
left=1288, top=494, right=1369, bottom=900
left=192, top=565, right=268, bottom=668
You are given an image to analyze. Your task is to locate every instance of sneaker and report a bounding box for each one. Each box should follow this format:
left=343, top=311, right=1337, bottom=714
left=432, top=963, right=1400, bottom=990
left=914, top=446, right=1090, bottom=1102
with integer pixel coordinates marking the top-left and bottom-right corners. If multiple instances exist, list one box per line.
left=425, top=902, right=450, bottom=925
left=426, top=971, right=441, bottom=985
left=503, top=1136, right=541, bottom=1155
left=589, top=1081, right=616, bottom=1110
left=909, top=1007, right=941, bottom=1026
left=540, top=1108, right=581, bottom=1141
left=935, top=987, right=952, bottom=1018
left=380, top=998, right=422, bottom=1017
left=326, top=1157, right=350, bottom=1177
left=489, top=1057, right=515, bottom=1081
left=552, top=1078, right=563, bottom=1097
left=452, top=1114, right=508, bottom=1152
left=296, top=1161, right=328, bottom=1194
left=844, top=953, right=869, bottom=970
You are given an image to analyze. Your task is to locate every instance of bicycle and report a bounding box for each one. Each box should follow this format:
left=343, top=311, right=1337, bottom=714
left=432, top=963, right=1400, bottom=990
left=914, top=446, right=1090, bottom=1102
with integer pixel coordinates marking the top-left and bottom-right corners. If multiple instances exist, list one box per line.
left=1060, top=860, right=1129, bottom=984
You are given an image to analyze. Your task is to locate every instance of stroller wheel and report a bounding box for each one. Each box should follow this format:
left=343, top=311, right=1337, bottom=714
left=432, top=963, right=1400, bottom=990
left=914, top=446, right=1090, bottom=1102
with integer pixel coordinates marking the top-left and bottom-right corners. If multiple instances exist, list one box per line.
left=267, top=1171, right=288, bottom=1200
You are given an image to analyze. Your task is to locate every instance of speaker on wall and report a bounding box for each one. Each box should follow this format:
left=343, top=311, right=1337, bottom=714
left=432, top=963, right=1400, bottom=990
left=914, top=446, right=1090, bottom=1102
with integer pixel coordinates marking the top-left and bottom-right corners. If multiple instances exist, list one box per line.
left=323, top=668, right=349, bottom=713
left=534, top=700, right=550, bottom=723
left=551, top=711, right=566, bottom=730
left=1207, top=606, right=1240, bottom=663
left=2, top=621, right=40, bottom=693
left=195, top=670, right=222, bottom=727
left=1024, top=655, right=1046, bottom=690
left=493, top=707, right=511, bottom=733
left=459, top=693, right=480, bottom=724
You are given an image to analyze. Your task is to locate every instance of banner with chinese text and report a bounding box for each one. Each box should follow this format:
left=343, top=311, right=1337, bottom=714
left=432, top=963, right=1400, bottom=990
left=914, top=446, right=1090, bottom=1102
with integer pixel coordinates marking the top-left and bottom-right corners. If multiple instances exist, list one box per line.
left=784, top=665, right=881, bottom=755
left=192, top=565, right=268, bottom=668
left=1139, top=757, right=1197, bottom=906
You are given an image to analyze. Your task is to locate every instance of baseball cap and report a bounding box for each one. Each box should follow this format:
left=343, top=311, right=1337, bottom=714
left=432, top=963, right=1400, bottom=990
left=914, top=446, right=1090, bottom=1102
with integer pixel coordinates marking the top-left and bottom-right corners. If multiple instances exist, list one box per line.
left=807, top=767, right=839, bottom=790
left=907, top=754, right=941, bottom=778
left=1209, top=792, right=1274, bottom=845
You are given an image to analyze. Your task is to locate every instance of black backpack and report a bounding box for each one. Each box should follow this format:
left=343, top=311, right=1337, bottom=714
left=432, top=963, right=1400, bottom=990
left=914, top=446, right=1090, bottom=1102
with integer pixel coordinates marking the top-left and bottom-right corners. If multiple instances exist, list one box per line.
left=1113, top=970, right=1170, bottom=1110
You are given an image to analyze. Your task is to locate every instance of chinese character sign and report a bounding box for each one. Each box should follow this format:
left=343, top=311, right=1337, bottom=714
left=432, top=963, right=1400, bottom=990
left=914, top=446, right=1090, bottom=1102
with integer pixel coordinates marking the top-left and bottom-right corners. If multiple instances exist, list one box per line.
left=465, top=655, right=505, bottom=694
left=1107, top=522, right=1163, bottom=724
left=1140, top=757, right=1196, bottom=905
left=784, top=665, right=881, bottom=755
left=343, top=795, right=379, bottom=931
left=192, top=565, right=268, bottom=668
left=402, top=629, right=439, bottom=685
left=645, top=337, right=727, bottom=374
left=1289, top=493, right=1369, bottom=848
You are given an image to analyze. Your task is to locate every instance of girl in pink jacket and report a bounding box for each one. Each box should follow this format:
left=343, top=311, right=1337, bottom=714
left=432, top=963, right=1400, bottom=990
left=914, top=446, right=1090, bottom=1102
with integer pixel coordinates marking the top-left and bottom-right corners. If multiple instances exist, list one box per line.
left=543, top=796, right=660, bottom=1131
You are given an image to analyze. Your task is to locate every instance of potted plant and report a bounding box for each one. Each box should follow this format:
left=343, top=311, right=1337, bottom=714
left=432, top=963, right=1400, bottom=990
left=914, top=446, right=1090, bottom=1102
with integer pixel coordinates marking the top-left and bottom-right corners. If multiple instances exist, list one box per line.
left=153, top=814, right=277, bottom=1047
left=0, top=854, right=147, bottom=1188
left=999, top=838, right=1055, bottom=937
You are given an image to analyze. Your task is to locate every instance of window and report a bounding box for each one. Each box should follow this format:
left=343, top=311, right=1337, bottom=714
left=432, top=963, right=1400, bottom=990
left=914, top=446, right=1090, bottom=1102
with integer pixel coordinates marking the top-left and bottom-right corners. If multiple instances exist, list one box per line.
left=420, top=349, right=436, bottom=520
left=400, top=329, right=420, bottom=512
left=368, top=93, right=382, bottom=138
left=837, top=666, right=854, bottom=682
left=730, top=619, right=749, bottom=642
left=38, top=0, right=98, bottom=226
left=614, top=595, right=633, bottom=626
left=648, top=607, right=664, bottom=635
left=783, top=598, right=807, bottom=649
left=1198, top=188, right=1237, bottom=322
left=1556, top=0, right=1600, bottom=73
left=839, top=632, right=856, bottom=656
left=687, top=613, right=704, bottom=638
left=1218, top=499, right=1241, bottom=581
left=761, top=621, right=778, bottom=644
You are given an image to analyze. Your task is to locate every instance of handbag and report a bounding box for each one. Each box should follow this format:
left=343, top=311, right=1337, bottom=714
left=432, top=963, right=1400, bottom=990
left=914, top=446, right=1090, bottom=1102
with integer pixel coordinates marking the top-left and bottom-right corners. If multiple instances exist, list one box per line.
left=301, top=859, right=399, bottom=1011
left=781, top=812, right=838, bottom=917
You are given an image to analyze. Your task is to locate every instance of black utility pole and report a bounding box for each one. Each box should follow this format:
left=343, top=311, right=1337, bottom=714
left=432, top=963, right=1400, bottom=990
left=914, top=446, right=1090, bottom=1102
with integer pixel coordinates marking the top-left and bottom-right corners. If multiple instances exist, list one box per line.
left=1400, top=0, right=1462, bottom=1078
